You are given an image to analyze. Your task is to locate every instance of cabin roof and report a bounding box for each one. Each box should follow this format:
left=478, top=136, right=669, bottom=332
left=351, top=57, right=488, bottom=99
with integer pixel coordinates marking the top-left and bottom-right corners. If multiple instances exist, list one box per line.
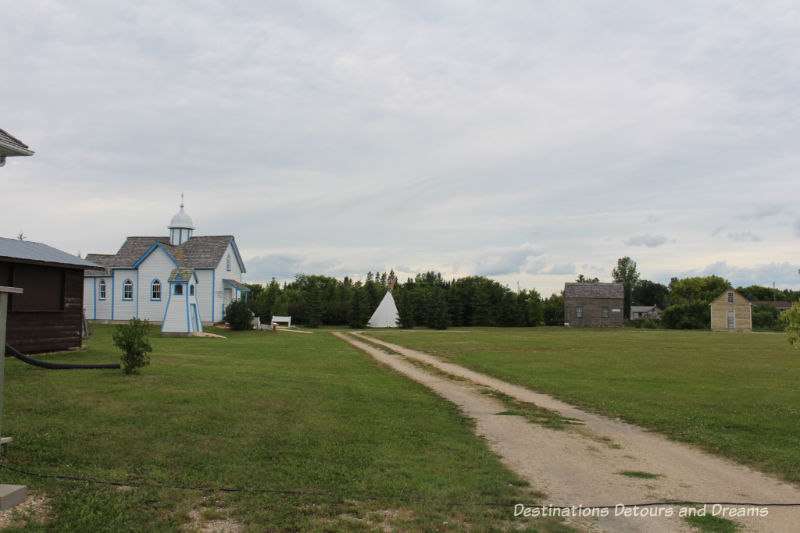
left=0, top=236, right=102, bottom=270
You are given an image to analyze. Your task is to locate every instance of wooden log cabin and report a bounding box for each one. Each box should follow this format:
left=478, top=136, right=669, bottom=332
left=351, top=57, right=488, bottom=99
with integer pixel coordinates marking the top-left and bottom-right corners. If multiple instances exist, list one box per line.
left=0, top=237, right=102, bottom=353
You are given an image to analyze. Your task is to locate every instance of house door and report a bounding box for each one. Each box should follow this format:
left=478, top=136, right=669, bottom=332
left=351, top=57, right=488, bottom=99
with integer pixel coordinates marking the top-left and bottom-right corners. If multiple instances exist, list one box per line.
left=727, top=310, right=735, bottom=329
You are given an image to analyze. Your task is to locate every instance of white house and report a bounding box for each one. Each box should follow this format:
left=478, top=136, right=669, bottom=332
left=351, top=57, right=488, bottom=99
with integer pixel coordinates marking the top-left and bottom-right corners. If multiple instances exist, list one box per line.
left=83, top=202, right=248, bottom=325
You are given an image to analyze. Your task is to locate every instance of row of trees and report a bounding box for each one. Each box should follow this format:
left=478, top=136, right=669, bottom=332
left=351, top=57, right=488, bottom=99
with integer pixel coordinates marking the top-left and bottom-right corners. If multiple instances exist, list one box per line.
left=244, top=270, right=543, bottom=329
left=241, top=258, right=799, bottom=331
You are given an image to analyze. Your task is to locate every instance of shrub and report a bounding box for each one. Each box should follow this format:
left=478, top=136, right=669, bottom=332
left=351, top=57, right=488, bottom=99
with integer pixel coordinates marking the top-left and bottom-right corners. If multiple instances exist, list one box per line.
left=112, top=318, right=153, bottom=374
left=660, top=303, right=709, bottom=330
left=225, top=299, right=254, bottom=330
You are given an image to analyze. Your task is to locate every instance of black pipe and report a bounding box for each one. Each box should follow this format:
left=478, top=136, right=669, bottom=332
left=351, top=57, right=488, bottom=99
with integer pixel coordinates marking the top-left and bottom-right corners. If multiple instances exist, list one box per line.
left=5, top=343, right=120, bottom=370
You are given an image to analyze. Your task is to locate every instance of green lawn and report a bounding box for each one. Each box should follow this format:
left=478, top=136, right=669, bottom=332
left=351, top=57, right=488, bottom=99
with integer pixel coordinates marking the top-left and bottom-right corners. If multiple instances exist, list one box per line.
left=0, top=325, right=570, bottom=532
left=365, top=327, right=800, bottom=484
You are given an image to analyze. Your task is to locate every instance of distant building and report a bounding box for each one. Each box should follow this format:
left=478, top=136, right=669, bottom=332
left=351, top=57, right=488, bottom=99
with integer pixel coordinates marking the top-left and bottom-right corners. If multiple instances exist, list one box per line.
left=1, top=237, right=102, bottom=353
left=631, top=305, right=661, bottom=320
left=564, top=283, right=624, bottom=327
left=709, top=290, right=752, bottom=332
left=83, top=202, right=247, bottom=329
left=752, top=300, right=793, bottom=312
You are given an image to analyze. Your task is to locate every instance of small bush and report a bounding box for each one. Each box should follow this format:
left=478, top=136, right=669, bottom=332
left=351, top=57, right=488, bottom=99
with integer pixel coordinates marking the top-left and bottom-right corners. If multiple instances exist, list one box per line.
left=112, top=318, right=153, bottom=374
left=225, top=299, right=254, bottom=330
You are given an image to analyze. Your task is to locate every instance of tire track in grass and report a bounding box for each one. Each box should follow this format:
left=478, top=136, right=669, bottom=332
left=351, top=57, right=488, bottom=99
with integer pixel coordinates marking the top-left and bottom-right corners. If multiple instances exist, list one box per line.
left=340, top=331, right=800, bottom=533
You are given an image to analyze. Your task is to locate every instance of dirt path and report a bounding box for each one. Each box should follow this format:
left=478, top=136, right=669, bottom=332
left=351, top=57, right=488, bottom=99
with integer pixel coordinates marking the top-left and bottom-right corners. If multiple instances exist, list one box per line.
left=334, top=332, right=800, bottom=533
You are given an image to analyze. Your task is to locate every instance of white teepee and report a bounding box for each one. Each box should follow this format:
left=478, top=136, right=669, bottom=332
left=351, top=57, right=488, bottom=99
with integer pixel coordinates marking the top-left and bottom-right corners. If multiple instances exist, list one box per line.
left=368, top=291, right=399, bottom=328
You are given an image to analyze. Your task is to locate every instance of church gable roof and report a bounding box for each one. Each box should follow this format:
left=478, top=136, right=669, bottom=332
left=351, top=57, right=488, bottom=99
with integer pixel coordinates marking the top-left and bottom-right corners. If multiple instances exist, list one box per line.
left=177, top=236, right=237, bottom=269
left=85, top=235, right=242, bottom=272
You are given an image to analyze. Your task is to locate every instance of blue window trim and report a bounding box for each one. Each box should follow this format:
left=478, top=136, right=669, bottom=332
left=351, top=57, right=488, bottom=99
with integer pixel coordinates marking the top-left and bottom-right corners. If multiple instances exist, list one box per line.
left=98, top=279, right=107, bottom=301
left=122, top=279, right=134, bottom=301
left=150, top=279, right=162, bottom=301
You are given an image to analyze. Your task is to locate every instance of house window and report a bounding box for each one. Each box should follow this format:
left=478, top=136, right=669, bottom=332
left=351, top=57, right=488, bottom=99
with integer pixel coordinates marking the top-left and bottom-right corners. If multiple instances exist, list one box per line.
left=151, top=280, right=161, bottom=300
left=99, top=279, right=107, bottom=300
left=190, top=285, right=195, bottom=296
left=226, top=254, right=231, bottom=271
left=123, top=279, right=133, bottom=300
left=175, top=284, right=184, bottom=296
left=727, top=292, right=734, bottom=303
left=602, top=307, right=609, bottom=318
left=575, top=306, right=583, bottom=318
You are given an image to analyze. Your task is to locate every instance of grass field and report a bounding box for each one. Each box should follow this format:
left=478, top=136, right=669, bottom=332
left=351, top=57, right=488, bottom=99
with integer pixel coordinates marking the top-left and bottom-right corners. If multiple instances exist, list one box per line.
left=366, top=327, right=800, bottom=484
left=0, top=325, right=570, bottom=532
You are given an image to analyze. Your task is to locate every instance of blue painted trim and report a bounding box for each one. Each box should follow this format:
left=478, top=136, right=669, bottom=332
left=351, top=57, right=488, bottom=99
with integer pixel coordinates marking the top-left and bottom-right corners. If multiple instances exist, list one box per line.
left=93, top=278, right=97, bottom=319
left=122, top=278, right=134, bottom=301
left=185, top=284, right=191, bottom=332
left=111, top=271, right=115, bottom=320
left=161, top=280, right=173, bottom=333
left=150, top=279, right=162, bottom=301
left=228, top=237, right=246, bottom=273
left=136, top=270, right=139, bottom=317
left=98, top=279, right=107, bottom=301
left=132, top=242, right=180, bottom=270
left=222, top=279, right=251, bottom=291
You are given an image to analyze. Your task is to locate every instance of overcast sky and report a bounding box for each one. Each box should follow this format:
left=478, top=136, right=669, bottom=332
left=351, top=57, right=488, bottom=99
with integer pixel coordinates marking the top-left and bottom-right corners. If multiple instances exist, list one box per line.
left=2, top=1, right=799, bottom=296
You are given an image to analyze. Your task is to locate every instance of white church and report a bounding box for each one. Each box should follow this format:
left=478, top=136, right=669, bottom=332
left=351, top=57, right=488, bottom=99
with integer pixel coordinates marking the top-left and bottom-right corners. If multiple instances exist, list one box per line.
left=83, top=201, right=248, bottom=332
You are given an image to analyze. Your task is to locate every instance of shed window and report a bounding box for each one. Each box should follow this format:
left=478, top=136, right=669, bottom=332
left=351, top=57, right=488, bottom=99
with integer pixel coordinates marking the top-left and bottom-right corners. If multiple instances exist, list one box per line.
left=99, top=279, right=107, bottom=300
left=727, top=292, right=734, bottom=303
left=151, top=280, right=161, bottom=300
left=175, top=284, right=184, bottom=296
left=575, top=306, right=583, bottom=318
left=123, top=279, right=133, bottom=300
left=602, top=307, right=609, bottom=318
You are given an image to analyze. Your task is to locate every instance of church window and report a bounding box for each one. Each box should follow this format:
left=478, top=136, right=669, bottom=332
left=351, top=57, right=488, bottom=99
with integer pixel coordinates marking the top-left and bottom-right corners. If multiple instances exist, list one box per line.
left=190, top=285, right=195, bottom=296
left=151, top=280, right=161, bottom=300
left=123, top=279, right=133, bottom=300
left=99, top=280, right=106, bottom=300
left=226, top=254, right=231, bottom=271
left=175, top=284, right=184, bottom=296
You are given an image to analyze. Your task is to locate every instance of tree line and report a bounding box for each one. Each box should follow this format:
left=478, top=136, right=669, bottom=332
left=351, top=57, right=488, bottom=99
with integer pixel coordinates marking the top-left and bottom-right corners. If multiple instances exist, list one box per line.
left=242, top=259, right=799, bottom=331
left=244, top=270, right=542, bottom=329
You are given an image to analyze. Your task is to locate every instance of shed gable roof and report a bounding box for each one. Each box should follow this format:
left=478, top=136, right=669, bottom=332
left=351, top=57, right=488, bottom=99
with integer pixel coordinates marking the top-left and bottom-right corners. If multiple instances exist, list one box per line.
left=0, top=236, right=102, bottom=270
left=564, top=282, right=624, bottom=299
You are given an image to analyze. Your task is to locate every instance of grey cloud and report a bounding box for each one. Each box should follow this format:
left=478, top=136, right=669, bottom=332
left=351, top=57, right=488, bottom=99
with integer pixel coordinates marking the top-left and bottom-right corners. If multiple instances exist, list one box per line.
left=246, top=254, right=346, bottom=281
left=685, top=261, right=800, bottom=287
left=726, top=231, right=761, bottom=242
left=744, top=204, right=782, bottom=221
left=625, top=234, right=668, bottom=247
left=475, top=245, right=542, bottom=276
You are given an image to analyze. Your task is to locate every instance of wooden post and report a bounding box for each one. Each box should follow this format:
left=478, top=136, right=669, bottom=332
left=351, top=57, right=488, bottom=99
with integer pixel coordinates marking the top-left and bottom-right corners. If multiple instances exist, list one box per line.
left=0, top=286, right=26, bottom=509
